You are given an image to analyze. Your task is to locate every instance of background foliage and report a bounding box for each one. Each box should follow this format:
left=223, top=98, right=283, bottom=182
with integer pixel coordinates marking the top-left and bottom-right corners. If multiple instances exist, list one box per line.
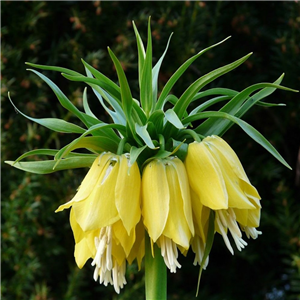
left=1, top=1, right=300, bottom=300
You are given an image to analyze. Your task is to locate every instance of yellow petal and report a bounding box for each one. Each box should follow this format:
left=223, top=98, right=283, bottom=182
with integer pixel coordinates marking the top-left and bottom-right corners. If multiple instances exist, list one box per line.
left=172, top=158, right=195, bottom=236
left=142, top=159, right=169, bottom=242
left=185, top=142, right=228, bottom=210
left=204, top=141, right=256, bottom=210
left=55, top=153, right=112, bottom=212
left=112, top=220, right=136, bottom=257
left=115, top=155, right=141, bottom=235
left=163, top=160, right=193, bottom=249
left=74, top=238, right=92, bottom=269
left=190, top=189, right=210, bottom=243
left=72, top=157, right=120, bottom=231
left=70, top=208, right=85, bottom=243
left=127, top=220, right=145, bottom=270
left=111, top=238, right=126, bottom=267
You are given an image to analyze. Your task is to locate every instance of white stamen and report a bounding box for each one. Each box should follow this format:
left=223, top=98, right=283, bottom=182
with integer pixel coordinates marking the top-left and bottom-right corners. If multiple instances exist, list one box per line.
left=243, top=226, right=262, bottom=239
left=159, top=236, right=181, bottom=273
left=91, top=226, right=127, bottom=293
left=216, top=209, right=248, bottom=254
left=191, top=235, right=209, bottom=269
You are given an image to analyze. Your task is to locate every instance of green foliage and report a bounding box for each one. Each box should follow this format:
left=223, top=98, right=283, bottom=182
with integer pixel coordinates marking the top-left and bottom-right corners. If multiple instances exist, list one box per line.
left=2, top=1, right=300, bottom=300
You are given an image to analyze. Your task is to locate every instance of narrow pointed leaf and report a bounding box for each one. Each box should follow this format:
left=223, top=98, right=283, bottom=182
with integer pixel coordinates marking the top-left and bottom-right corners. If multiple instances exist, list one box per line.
left=27, top=69, right=100, bottom=129
left=82, top=87, right=97, bottom=119
left=152, top=33, right=173, bottom=103
left=165, top=109, right=185, bottom=129
left=107, top=47, right=135, bottom=131
left=9, top=94, right=86, bottom=134
left=184, top=111, right=292, bottom=169
left=140, top=19, right=153, bottom=116
left=5, top=156, right=96, bottom=174
left=132, top=21, right=146, bottom=88
left=174, top=53, right=253, bottom=119
left=155, top=36, right=231, bottom=110
left=135, top=123, right=157, bottom=149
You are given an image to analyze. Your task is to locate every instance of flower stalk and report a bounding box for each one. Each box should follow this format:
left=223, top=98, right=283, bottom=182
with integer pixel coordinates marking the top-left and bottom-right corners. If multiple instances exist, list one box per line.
left=145, top=234, right=167, bottom=300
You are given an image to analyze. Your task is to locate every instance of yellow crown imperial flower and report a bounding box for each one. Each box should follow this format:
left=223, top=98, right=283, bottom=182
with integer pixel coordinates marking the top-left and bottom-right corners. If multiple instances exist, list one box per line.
left=185, top=135, right=262, bottom=254
left=141, top=157, right=195, bottom=273
left=55, top=153, right=142, bottom=293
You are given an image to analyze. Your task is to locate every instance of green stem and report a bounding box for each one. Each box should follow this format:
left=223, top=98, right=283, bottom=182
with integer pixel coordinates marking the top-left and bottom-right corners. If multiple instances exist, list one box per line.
left=145, top=234, right=167, bottom=300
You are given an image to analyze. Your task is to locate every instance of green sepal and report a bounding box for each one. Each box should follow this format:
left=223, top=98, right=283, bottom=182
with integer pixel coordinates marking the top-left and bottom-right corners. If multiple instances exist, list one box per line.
left=5, top=156, right=96, bottom=174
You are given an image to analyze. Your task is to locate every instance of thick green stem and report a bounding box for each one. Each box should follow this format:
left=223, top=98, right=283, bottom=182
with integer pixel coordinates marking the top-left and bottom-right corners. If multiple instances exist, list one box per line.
left=145, top=234, right=167, bottom=300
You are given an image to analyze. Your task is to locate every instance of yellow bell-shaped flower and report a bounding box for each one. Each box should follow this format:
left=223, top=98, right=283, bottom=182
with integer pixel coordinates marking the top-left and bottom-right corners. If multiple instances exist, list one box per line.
left=56, top=153, right=143, bottom=293
left=185, top=135, right=262, bottom=254
left=142, top=156, right=194, bottom=272
left=56, top=152, right=141, bottom=234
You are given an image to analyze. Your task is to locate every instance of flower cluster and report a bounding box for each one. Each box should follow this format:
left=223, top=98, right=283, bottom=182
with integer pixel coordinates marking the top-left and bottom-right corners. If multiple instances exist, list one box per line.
left=54, top=135, right=261, bottom=293
left=6, top=19, right=295, bottom=295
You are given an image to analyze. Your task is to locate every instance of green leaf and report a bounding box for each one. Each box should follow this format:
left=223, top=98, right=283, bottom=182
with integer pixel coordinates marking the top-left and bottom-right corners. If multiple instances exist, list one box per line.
left=155, top=36, right=231, bottom=110
left=140, top=19, right=153, bottom=116
left=82, top=87, right=97, bottom=119
left=27, top=69, right=100, bottom=129
left=256, top=101, right=286, bottom=107
left=54, top=122, right=124, bottom=163
left=132, top=20, right=146, bottom=90
left=148, top=110, right=164, bottom=135
left=189, top=95, right=231, bottom=116
left=107, top=47, right=136, bottom=132
left=25, top=62, right=81, bottom=76
left=197, top=75, right=298, bottom=136
left=129, top=145, right=147, bottom=167
left=9, top=93, right=86, bottom=134
left=191, top=88, right=238, bottom=102
left=13, top=149, right=59, bottom=164
left=135, top=123, right=158, bottom=149
left=152, top=33, right=173, bottom=104
left=174, top=53, right=253, bottom=119
left=184, top=111, right=292, bottom=169
left=5, top=156, right=96, bottom=174
left=164, top=109, right=185, bottom=129
left=81, top=59, right=121, bottom=100
left=172, top=139, right=189, bottom=162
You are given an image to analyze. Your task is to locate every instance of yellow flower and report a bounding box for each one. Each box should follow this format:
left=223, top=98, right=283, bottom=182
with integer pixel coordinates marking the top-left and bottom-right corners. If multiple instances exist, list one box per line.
left=141, top=157, right=194, bottom=272
left=56, top=153, right=143, bottom=293
left=185, top=135, right=262, bottom=254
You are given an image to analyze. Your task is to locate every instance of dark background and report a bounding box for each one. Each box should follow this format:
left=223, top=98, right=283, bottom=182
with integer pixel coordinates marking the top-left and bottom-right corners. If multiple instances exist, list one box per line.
left=1, top=1, right=300, bottom=300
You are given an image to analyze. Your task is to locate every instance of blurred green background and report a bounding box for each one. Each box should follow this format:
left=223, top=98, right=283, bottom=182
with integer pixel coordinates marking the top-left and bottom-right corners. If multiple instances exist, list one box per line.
left=1, top=1, right=300, bottom=300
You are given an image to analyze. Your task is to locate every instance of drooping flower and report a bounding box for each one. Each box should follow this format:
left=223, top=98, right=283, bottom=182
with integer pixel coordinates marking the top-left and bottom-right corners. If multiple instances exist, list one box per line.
left=55, top=153, right=143, bottom=293
left=185, top=135, right=262, bottom=254
left=141, top=157, right=195, bottom=272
